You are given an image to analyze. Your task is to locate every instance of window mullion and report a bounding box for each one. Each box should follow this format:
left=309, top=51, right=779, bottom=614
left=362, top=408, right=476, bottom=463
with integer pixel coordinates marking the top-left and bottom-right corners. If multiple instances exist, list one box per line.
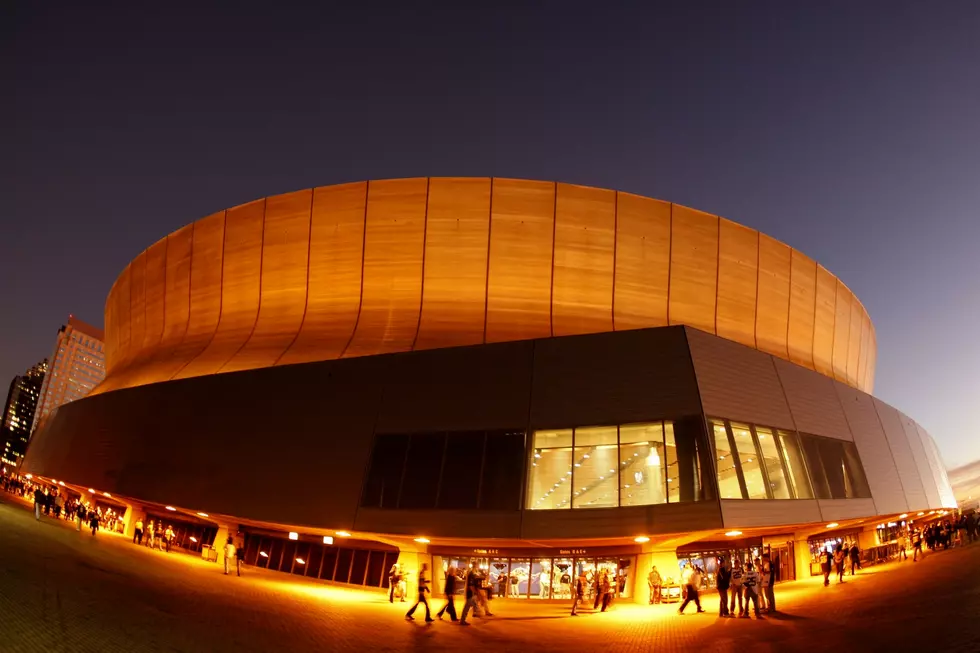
left=749, top=424, right=773, bottom=500
left=726, top=421, right=749, bottom=499
left=569, top=428, right=575, bottom=510
left=616, top=425, right=622, bottom=507
left=772, top=429, right=795, bottom=499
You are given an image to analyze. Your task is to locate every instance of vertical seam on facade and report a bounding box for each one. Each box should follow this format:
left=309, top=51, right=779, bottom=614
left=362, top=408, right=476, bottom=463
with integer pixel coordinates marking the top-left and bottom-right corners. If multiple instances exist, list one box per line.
left=410, top=178, right=430, bottom=351
left=786, top=248, right=794, bottom=362
left=753, top=231, right=760, bottom=350
left=482, top=178, right=494, bottom=345
left=870, top=398, right=912, bottom=512
left=340, top=181, right=370, bottom=358
left=831, top=281, right=840, bottom=381
left=173, top=210, right=227, bottom=380
left=666, top=204, right=673, bottom=325
left=221, top=198, right=267, bottom=372
left=549, top=182, right=557, bottom=338
left=611, top=191, right=618, bottom=332
left=173, top=222, right=195, bottom=360
left=811, top=265, right=820, bottom=374
left=274, top=189, right=316, bottom=367
left=713, top=217, right=721, bottom=335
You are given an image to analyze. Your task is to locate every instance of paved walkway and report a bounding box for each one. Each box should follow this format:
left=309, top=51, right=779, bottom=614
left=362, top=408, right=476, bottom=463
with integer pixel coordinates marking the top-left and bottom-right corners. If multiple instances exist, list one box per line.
left=1, top=493, right=978, bottom=652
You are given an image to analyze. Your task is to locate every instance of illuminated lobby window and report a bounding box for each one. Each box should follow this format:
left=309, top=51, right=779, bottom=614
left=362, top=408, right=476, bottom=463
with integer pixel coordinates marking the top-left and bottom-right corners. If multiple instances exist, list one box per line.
left=711, top=420, right=741, bottom=499
left=730, top=423, right=768, bottom=499
left=528, top=419, right=710, bottom=510
left=755, top=427, right=791, bottom=499
left=572, top=426, right=618, bottom=509
left=529, top=429, right=573, bottom=509
left=619, top=423, right=667, bottom=507
left=710, top=418, right=871, bottom=501
left=777, top=430, right=813, bottom=499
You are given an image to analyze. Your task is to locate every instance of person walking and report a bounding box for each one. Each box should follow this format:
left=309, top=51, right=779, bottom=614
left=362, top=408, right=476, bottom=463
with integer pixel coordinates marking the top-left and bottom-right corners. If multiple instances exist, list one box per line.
left=571, top=570, right=587, bottom=616
left=761, top=553, right=776, bottom=613
left=898, top=530, right=908, bottom=561
left=389, top=563, right=401, bottom=603
left=134, top=519, right=144, bottom=545
left=224, top=536, right=237, bottom=575
left=235, top=539, right=245, bottom=576
left=146, top=521, right=156, bottom=549
left=677, top=564, right=704, bottom=614
left=33, top=487, right=44, bottom=520
left=75, top=503, right=84, bottom=531
left=716, top=556, right=731, bottom=617
left=648, top=566, right=662, bottom=605
left=913, top=529, right=924, bottom=561
left=460, top=567, right=482, bottom=624
left=164, top=526, right=175, bottom=553
left=436, top=567, right=459, bottom=621
left=833, top=544, right=846, bottom=584
left=848, top=544, right=861, bottom=575
left=405, top=562, right=433, bottom=622
left=88, top=509, right=99, bottom=536
left=729, top=558, right=744, bottom=617
left=599, top=570, right=613, bottom=612
left=741, top=562, right=762, bottom=618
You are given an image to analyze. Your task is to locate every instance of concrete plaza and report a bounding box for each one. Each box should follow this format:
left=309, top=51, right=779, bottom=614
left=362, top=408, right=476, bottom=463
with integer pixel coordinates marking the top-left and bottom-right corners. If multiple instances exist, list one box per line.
left=1, top=493, right=977, bottom=653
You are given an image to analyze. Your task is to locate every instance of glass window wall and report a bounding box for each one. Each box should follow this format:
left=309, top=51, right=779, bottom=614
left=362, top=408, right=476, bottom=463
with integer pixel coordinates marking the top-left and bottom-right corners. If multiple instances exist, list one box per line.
left=619, top=423, right=667, bottom=507
left=711, top=420, right=741, bottom=499
left=777, top=430, right=813, bottom=499
left=755, top=427, right=791, bottom=499
left=528, top=429, right=573, bottom=509
left=730, top=423, right=767, bottom=499
left=528, top=420, right=706, bottom=510
left=572, top=426, right=618, bottom=508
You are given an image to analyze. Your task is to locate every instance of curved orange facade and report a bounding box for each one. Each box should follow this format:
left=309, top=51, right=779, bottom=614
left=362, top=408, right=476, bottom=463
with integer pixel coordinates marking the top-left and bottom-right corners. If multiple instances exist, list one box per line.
left=95, top=178, right=876, bottom=395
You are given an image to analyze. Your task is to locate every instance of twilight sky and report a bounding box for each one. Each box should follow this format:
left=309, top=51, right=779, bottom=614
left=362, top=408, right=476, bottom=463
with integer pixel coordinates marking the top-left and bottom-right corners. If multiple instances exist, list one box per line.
left=3, top=2, right=979, bottom=466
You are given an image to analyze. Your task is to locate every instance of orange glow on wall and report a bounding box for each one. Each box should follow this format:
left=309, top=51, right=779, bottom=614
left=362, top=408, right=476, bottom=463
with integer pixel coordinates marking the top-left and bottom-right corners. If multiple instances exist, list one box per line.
left=93, top=178, right=876, bottom=396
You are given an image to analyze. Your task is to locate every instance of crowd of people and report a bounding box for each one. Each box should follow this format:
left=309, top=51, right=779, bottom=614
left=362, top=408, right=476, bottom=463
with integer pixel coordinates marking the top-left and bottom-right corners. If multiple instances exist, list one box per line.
left=2, top=473, right=122, bottom=536
left=674, top=553, right=777, bottom=619
left=131, top=517, right=176, bottom=552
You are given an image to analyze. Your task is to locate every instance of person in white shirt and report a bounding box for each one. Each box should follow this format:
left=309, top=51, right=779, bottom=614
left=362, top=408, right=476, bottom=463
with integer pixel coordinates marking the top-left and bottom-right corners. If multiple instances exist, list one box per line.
left=741, top=562, right=762, bottom=618
left=677, top=564, right=704, bottom=614
left=224, top=537, right=237, bottom=575
left=729, top=558, right=744, bottom=617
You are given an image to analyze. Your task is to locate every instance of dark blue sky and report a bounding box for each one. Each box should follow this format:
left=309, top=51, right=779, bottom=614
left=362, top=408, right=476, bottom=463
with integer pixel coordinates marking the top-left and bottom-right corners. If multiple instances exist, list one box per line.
left=4, top=2, right=979, bottom=466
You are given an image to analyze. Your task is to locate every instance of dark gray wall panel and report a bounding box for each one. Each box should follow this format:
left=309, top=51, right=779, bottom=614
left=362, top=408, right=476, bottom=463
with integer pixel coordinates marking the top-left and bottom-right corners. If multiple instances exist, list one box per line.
left=772, top=357, right=852, bottom=440
left=873, top=399, right=928, bottom=512
left=687, top=328, right=794, bottom=429
left=375, top=341, right=533, bottom=433
left=529, top=326, right=701, bottom=428
left=835, top=382, right=906, bottom=514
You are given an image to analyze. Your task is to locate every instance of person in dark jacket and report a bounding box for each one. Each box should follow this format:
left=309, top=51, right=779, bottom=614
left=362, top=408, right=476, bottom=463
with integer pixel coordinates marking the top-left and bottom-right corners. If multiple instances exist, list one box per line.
left=716, top=556, right=732, bottom=617
left=88, top=510, right=99, bottom=536
left=848, top=545, right=861, bottom=575
left=437, top=567, right=459, bottom=621
left=821, top=549, right=833, bottom=586
left=571, top=570, right=587, bottom=616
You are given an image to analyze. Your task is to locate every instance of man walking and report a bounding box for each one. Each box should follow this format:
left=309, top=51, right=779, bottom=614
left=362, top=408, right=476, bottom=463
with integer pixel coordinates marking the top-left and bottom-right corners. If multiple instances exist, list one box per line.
left=677, top=564, right=704, bottom=614
left=848, top=545, right=861, bottom=575
left=913, top=529, right=924, bottom=562
left=571, top=570, right=587, bottom=616
left=134, top=519, right=144, bottom=545
left=716, top=556, right=731, bottom=617
left=33, top=487, right=44, bottom=520
left=648, top=566, right=662, bottom=605
left=436, top=567, right=459, bottom=621
left=405, top=563, right=433, bottom=623
left=164, top=525, right=175, bottom=553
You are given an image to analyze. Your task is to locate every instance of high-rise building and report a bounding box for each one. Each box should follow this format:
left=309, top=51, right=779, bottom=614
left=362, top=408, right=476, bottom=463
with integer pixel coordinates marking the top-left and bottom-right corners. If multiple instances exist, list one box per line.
left=31, top=316, right=106, bottom=434
left=1, top=359, right=48, bottom=468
